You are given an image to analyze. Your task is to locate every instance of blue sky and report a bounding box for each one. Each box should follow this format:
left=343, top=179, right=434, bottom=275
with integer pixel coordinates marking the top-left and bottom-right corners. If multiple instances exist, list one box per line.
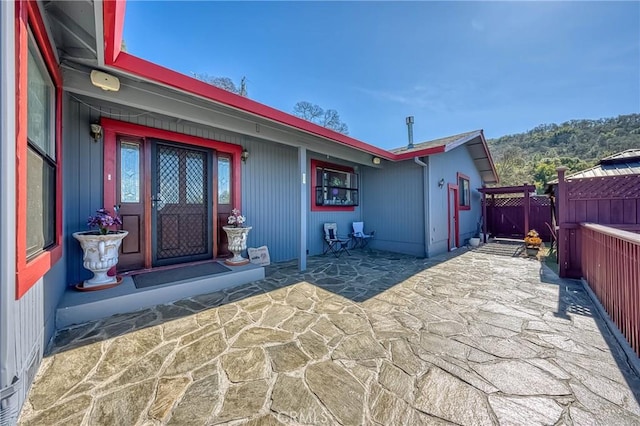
left=123, top=1, right=640, bottom=149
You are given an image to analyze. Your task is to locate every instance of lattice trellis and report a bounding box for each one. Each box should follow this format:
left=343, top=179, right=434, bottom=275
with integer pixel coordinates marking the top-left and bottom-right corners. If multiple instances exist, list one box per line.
left=487, top=196, right=551, bottom=207
left=567, top=175, right=640, bottom=200
left=156, top=145, right=208, bottom=260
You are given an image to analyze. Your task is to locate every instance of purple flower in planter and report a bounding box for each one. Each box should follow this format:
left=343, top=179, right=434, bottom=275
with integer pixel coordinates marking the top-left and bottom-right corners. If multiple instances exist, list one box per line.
left=87, top=208, right=122, bottom=235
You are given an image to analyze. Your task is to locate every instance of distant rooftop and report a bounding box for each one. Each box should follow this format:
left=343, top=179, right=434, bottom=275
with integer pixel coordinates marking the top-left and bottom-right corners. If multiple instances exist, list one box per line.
left=566, top=149, right=640, bottom=179
left=390, top=130, right=480, bottom=155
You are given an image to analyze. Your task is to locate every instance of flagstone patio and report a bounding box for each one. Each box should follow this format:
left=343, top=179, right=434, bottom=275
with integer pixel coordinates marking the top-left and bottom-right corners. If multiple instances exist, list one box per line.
left=18, top=247, right=640, bottom=425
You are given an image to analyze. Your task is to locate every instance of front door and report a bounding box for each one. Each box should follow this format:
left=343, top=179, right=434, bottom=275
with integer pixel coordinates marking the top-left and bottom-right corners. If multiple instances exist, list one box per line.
left=151, top=142, right=213, bottom=266
left=116, top=138, right=146, bottom=271
left=448, top=184, right=459, bottom=250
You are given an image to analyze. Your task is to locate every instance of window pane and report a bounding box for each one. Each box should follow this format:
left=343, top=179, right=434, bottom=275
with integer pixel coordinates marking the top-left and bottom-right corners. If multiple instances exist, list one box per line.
left=159, top=150, right=180, bottom=203
left=458, top=177, right=470, bottom=206
left=186, top=152, right=205, bottom=204
left=218, top=157, right=231, bottom=204
left=27, top=42, right=54, bottom=159
left=120, top=142, right=140, bottom=203
left=26, top=146, right=55, bottom=259
left=315, top=165, right=359, bottom=206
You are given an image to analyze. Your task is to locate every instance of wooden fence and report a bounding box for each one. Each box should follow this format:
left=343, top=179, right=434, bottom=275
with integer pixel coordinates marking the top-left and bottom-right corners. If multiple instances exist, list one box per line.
left=581, top=224, right=640, bottom=356
left=486, top=196, right=553, bottom=240
left=557, top=170, right=640, bottom=278
left=557, top=168, right=640, bottom=356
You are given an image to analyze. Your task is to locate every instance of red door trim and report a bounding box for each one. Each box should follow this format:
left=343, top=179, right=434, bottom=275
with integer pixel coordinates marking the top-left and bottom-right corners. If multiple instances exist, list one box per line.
left=102, top=118, right=242, bottom=211
left=448, top=184, right=460, bottom=250
left=102, top=118, right=243, bottom=269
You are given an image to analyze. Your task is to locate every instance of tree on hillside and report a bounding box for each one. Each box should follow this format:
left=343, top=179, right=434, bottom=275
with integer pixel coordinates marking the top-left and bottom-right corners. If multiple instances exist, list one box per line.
left=489, top=113, right=640, bottom=192
left=293, top=101, right=349, bottom=134
left=192, top=73, right=248, bottom=97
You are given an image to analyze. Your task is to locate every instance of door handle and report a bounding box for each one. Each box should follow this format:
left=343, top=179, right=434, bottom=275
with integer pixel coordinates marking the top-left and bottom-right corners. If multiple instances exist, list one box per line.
left=151, top=194, right=164, bottom=209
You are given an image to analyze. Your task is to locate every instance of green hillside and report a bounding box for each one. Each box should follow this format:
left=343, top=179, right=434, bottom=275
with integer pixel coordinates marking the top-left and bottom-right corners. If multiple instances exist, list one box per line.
left=487, top=113, right=640, bottom=191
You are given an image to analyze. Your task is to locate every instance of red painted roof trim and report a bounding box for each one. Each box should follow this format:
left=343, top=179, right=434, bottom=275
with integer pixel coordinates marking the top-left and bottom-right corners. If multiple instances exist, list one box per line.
left=103, top=0, right=126, bottom=65
left=100, top=0, right=499, bottom=183
left=393, top=145, right=446, bottom=161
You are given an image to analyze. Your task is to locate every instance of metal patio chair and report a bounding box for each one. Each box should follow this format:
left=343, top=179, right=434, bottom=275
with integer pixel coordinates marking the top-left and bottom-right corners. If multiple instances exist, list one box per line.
left=323, top=223, right=351, bottom=258
left=351, top=221, right=375, bottom=249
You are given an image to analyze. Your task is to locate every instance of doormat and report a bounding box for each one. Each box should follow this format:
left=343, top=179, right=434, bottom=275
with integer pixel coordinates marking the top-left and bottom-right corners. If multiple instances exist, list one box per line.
left=133, top=262, right=231, bottom=289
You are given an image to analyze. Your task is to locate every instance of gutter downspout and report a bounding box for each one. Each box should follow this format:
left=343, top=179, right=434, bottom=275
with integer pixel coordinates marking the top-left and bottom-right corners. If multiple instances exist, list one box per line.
left=414, top=157, right=431, bottom=257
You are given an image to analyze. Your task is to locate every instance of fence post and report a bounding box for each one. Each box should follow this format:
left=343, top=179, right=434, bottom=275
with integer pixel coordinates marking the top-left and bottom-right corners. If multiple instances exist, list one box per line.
left=482, top=186, right=487, bottom=243
left=557, top=167, right=568, bottom=277
left=523, top=183, right=530, bottom=235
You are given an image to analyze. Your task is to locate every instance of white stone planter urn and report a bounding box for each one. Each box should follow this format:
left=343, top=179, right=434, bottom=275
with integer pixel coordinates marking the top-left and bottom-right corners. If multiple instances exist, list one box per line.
left=223, top=226, right=252, bottom=266
left=73, top=231, right=128, bottom=288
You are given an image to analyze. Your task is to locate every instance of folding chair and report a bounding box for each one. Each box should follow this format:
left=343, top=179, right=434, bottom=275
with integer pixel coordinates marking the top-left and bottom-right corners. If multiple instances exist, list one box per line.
left=351, top=222, right=375, bottom=249
left=323, top=223, right=351, bottom=258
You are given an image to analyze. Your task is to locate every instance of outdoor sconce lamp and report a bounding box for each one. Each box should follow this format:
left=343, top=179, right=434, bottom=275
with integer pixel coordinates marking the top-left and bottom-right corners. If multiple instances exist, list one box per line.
left=90, top=123, right=102, bottom=141
left=241, top=148, right=249, bottom=163
left=372, top=156, right=381, bottom=165
left=438, top=178, right=445, bottom=188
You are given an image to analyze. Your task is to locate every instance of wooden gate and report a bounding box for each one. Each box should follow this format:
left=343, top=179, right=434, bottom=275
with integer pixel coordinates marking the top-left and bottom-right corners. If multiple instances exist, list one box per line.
left=486, top=196, right=553, bottom=240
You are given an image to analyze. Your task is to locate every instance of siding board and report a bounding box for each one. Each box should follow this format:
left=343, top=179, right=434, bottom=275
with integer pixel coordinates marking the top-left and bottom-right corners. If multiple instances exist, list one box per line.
left=362, top=161, right=425, bottom=256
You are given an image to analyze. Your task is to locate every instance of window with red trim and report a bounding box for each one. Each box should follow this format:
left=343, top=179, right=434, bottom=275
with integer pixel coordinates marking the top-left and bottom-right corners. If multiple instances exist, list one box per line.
left=15, top=1, right=63, bottom=299
left=310, top=160, right=357, bottom=212
left=458, top=173, right=471, bottom=210
left=26, top=33, right=57, bottom=258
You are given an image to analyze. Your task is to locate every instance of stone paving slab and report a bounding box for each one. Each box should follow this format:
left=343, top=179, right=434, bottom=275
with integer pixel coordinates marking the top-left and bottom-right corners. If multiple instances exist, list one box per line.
left=18, top=249, right=640, bottom=425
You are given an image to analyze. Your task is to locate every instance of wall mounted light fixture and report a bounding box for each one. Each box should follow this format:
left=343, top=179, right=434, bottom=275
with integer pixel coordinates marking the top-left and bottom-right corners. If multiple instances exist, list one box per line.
left=241, top=148, right=249, bottom=163
left=90, top=123, right=102, bottom=141
left=90, top=70, right=120, bottom=92
left=438, top=178, right=445, bottom=188
left=372, top=156, right=381, bottom=165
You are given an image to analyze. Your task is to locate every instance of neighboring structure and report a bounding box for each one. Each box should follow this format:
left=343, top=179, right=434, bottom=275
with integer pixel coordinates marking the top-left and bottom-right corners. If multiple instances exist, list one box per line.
left=561, top=149, right=640, bottom=179
left=0, top=1, right=498, bottom=421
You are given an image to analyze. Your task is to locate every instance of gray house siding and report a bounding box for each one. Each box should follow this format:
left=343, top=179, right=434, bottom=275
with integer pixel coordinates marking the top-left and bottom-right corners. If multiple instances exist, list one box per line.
left=0, top=4, right=66, bottom=419
left=427, top=146, right=483, bottom=255
left=241, top=138, right=299, bottom=262
left=64, top=95, right=304, bottom=278
left=362, top=161, right=426, bottom=256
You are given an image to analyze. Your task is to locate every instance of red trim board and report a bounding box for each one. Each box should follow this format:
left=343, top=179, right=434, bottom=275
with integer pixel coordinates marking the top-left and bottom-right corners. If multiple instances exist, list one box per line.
left=15, top=0, right=64, bottom=299
left=457, top=172, right=471, bottom=211
left=448, top=184, right=460, bottom=250
left=310, top=159, right=356, bottom=212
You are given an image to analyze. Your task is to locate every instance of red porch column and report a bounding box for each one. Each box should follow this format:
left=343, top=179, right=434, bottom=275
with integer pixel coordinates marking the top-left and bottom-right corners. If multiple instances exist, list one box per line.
left=556, top=167, right=568, bottom=277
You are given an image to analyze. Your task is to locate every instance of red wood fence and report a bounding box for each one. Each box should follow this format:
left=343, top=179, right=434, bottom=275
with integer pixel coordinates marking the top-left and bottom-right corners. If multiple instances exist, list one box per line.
left=557, top=167, right=640, bottom=356
left=486, top=196, right=553, bottom=240
left=581, top=224, right=640, bottom=356
left=557, top=170, right=640, bottom=278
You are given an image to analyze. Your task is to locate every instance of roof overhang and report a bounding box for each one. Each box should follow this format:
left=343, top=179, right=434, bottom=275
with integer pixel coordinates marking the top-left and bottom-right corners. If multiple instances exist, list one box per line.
left=57, top=0, right=500, bottom=181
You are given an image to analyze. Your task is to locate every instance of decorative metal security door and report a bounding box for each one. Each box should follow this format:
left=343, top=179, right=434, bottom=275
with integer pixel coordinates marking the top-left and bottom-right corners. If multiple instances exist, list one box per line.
left=151, top=142, right=213, bottom=266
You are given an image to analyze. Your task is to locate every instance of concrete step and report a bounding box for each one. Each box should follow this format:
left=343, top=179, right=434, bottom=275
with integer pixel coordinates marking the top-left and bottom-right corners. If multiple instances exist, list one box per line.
left=56, top=261, right=264, bottom=328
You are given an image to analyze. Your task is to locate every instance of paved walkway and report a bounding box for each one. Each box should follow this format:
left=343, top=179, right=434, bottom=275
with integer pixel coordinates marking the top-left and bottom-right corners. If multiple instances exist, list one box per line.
left=19, top=248, right=640, bottom=425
